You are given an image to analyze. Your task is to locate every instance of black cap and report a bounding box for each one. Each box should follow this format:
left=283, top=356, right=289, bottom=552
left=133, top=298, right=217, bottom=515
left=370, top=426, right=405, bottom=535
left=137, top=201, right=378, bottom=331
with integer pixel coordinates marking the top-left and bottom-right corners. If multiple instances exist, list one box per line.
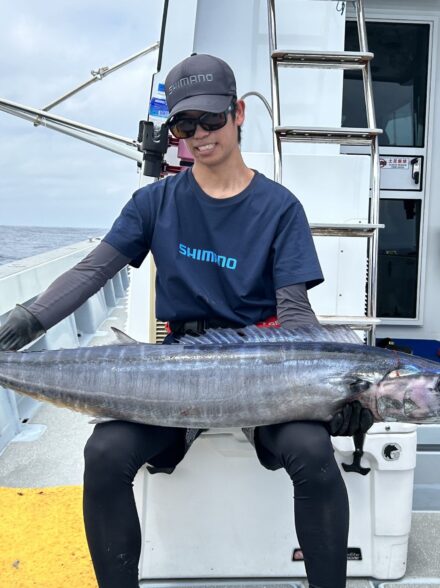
left=165, top=54, right=237, bottom=120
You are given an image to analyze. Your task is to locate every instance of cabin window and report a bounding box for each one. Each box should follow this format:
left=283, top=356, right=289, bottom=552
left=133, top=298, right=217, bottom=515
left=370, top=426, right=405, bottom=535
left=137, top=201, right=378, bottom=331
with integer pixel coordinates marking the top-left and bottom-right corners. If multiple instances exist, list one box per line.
left=342, top=22, right=430, bottom=148
left=342, top=20, right=430, bottom=322
left=377, top=199, right=421, bottom=319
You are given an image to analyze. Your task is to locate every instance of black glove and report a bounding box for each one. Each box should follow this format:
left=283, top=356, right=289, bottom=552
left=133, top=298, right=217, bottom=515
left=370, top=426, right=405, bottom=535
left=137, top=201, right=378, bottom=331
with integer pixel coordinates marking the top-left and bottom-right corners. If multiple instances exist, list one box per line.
left=0, top=305, right=45, bottom=351
left=328, top=400, right=374, bottom=436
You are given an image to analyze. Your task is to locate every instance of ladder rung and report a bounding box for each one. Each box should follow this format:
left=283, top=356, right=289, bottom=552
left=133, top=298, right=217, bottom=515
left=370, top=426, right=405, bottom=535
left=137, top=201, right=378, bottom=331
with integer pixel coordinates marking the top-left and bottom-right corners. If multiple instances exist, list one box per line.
left=318, top=316, right=380, bottom=329
left=275, top=126, right=382, bottom=145
left=272, top=50, right=373, bottom=70
left=311, top=223, right=383, bottom=237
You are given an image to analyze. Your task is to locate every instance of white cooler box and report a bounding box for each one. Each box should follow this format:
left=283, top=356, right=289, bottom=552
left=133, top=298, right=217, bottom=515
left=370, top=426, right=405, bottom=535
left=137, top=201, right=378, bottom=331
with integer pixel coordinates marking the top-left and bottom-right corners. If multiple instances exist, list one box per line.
left=134, top=423, right=417, bottom=581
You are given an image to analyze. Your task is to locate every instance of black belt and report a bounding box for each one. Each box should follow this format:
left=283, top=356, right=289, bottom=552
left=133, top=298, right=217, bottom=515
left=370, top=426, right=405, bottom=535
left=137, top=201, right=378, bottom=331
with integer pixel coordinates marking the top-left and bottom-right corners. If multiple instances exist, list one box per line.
left=168, top=318, right=243, bottom=335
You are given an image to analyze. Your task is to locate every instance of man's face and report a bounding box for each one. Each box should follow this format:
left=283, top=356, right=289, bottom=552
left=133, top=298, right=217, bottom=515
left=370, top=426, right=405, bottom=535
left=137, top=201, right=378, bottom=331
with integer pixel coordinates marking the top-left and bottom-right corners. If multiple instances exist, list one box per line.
left=175, top=100, right=245, bottom=167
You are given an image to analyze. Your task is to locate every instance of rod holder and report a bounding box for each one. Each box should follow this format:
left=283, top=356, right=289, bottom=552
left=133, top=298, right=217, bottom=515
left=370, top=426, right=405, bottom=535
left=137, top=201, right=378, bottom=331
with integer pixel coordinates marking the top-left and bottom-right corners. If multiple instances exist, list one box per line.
left=139, top=121, right=169, bottom=178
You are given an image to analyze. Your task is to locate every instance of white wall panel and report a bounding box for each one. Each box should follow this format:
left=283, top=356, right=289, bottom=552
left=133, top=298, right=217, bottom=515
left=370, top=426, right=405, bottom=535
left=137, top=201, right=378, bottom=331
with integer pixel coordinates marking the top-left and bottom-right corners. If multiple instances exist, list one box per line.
left=194, top=0, right=346, bottom=156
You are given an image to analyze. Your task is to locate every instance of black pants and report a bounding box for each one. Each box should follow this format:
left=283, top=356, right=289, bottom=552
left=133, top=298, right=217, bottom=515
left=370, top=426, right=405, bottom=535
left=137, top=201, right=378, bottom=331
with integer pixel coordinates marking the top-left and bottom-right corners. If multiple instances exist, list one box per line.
left=83, top=420, right=348, bottom=588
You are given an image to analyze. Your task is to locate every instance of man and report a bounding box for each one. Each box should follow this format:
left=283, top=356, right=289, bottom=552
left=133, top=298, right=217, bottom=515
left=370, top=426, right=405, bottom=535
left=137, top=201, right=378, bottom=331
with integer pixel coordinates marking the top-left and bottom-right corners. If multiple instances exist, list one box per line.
left=0, top=54, right=372, bottom=588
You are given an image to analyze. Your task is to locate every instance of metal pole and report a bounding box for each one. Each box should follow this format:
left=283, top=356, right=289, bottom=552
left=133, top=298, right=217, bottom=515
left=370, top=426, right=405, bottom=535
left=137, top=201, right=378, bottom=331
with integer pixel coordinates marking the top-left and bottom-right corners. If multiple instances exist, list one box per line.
left=143, top=0, right=170, bottom=179
left=0, top=98, right=138, bottom=147
left=0, top=104, right=142, bottom=162
left=156, top=0, right=169, bottom=74
left=267, top=0, right=282, bottom=183
left=367, top=135, right=381, bottom=344
left=356, top=0, right=376, bottom=128
left=41, top=43, right=159, bottom=112
left=355, top=0, right=381, bottom=344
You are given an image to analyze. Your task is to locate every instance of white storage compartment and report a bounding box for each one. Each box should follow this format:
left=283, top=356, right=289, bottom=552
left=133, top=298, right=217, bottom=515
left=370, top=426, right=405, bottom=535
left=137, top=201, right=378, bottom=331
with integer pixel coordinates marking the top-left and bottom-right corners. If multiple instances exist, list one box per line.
left=134, top=423, right=417, bottom=581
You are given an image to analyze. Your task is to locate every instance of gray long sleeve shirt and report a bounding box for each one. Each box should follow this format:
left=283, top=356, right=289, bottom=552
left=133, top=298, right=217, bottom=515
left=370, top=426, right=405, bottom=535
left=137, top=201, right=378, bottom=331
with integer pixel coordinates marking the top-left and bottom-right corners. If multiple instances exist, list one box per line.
left=28, top=241, right=318, bottom=331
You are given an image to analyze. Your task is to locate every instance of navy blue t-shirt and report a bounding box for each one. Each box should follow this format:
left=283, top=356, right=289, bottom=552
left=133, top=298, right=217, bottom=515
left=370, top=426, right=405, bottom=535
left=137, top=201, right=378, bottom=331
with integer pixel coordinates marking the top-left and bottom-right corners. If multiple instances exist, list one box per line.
left=104, top=168, right=323, bottom=325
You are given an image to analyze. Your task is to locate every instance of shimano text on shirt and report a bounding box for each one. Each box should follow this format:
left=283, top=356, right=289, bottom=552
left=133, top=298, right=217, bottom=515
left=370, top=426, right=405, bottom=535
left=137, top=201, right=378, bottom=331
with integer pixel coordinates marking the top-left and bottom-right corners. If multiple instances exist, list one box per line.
left=179, top=243, right=237, bottom=270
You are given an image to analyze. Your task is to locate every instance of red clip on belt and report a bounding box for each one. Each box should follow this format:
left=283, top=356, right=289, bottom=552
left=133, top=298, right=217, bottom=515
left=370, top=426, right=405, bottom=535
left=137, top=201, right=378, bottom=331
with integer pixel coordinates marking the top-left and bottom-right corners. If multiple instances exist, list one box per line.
left=255, top=315, right=281, bottom=328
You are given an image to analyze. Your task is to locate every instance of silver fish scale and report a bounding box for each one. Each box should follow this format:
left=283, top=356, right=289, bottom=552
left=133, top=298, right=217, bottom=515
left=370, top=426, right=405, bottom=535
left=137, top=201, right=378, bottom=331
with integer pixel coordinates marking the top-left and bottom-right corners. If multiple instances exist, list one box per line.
left=0, top=342, right=375, bottom=427
left=1, top=327, right=439, bottom=427
left=179, top=325, right=363, bottom=346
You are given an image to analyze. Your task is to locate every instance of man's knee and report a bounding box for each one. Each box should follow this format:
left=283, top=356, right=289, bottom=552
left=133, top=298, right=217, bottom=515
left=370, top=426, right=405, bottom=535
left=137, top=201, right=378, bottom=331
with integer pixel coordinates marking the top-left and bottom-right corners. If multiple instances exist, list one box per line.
left=84, top=421, right=146, bottom=488
left=84, top=421, right=184, bottom=485
left=84, top=428, right=114, bottom=468
left=258, top=421, right=336, bottom=483
left=84, top=425, right=127, bottom=486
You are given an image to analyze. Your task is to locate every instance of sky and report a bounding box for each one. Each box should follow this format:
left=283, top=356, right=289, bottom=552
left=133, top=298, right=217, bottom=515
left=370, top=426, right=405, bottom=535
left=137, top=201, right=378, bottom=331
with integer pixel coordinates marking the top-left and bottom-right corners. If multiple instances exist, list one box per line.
left=0, top=0, right=164, bottom=228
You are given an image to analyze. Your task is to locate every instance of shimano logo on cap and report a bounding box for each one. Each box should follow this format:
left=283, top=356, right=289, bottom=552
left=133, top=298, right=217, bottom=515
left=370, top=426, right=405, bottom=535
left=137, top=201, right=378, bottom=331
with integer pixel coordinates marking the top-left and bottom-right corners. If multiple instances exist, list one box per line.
left=168, top=73, right=214, bottom=95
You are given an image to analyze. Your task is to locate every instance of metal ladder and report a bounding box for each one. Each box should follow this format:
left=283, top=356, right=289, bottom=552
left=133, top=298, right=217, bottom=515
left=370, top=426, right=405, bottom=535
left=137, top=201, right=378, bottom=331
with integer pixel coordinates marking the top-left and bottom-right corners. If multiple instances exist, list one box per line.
left=267, top=0, right=382, bottom=343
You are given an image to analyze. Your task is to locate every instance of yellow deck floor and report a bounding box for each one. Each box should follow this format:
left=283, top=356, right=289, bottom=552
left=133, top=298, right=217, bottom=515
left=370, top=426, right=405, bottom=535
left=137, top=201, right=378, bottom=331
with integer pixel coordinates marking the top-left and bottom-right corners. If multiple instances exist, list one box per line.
left=0, top=485, right=97, bottom=588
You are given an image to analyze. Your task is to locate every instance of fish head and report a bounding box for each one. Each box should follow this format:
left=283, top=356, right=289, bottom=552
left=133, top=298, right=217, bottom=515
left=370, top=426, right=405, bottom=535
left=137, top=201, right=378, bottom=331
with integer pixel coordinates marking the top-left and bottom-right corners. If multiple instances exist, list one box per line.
left=375, top=363, right=440, bottom=423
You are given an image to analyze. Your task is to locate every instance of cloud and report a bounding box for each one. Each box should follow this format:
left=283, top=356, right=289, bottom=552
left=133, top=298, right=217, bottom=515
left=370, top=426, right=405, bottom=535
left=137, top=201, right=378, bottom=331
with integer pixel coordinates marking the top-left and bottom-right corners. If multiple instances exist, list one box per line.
left=0, top=0, right=164, bottom=227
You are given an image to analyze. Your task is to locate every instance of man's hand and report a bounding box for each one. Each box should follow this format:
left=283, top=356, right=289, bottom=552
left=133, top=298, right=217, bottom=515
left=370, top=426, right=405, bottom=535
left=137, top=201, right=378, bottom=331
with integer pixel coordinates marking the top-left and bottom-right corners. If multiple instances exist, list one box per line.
left=328, top=400, right=374, bottom=436
left=0, top=305, right=45, bottom=351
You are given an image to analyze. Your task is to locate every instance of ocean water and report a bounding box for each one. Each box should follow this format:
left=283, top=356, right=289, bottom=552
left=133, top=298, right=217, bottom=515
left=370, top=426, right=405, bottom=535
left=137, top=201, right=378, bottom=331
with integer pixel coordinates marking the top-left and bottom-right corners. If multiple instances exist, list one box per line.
left=0, top=225, right=106, bottom=266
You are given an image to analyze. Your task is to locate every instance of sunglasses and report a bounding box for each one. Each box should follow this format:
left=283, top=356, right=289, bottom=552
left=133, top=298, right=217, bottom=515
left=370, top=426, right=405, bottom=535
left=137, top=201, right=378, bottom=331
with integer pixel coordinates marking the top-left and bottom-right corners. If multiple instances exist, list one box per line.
left=167, top=104, right=234, bottom=139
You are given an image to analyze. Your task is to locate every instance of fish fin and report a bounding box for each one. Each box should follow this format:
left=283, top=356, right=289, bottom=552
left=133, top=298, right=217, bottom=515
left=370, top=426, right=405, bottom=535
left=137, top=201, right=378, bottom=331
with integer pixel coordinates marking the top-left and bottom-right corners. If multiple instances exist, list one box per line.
left=179, top=325, right=363, bottom=346
left=111, top=327, right=139, bottom=345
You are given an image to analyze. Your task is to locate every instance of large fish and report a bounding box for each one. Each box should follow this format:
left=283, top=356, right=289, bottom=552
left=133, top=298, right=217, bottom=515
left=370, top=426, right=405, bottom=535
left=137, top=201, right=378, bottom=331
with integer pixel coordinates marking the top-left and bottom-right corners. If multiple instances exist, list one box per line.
left=0, top=326, right=439, bottom=428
